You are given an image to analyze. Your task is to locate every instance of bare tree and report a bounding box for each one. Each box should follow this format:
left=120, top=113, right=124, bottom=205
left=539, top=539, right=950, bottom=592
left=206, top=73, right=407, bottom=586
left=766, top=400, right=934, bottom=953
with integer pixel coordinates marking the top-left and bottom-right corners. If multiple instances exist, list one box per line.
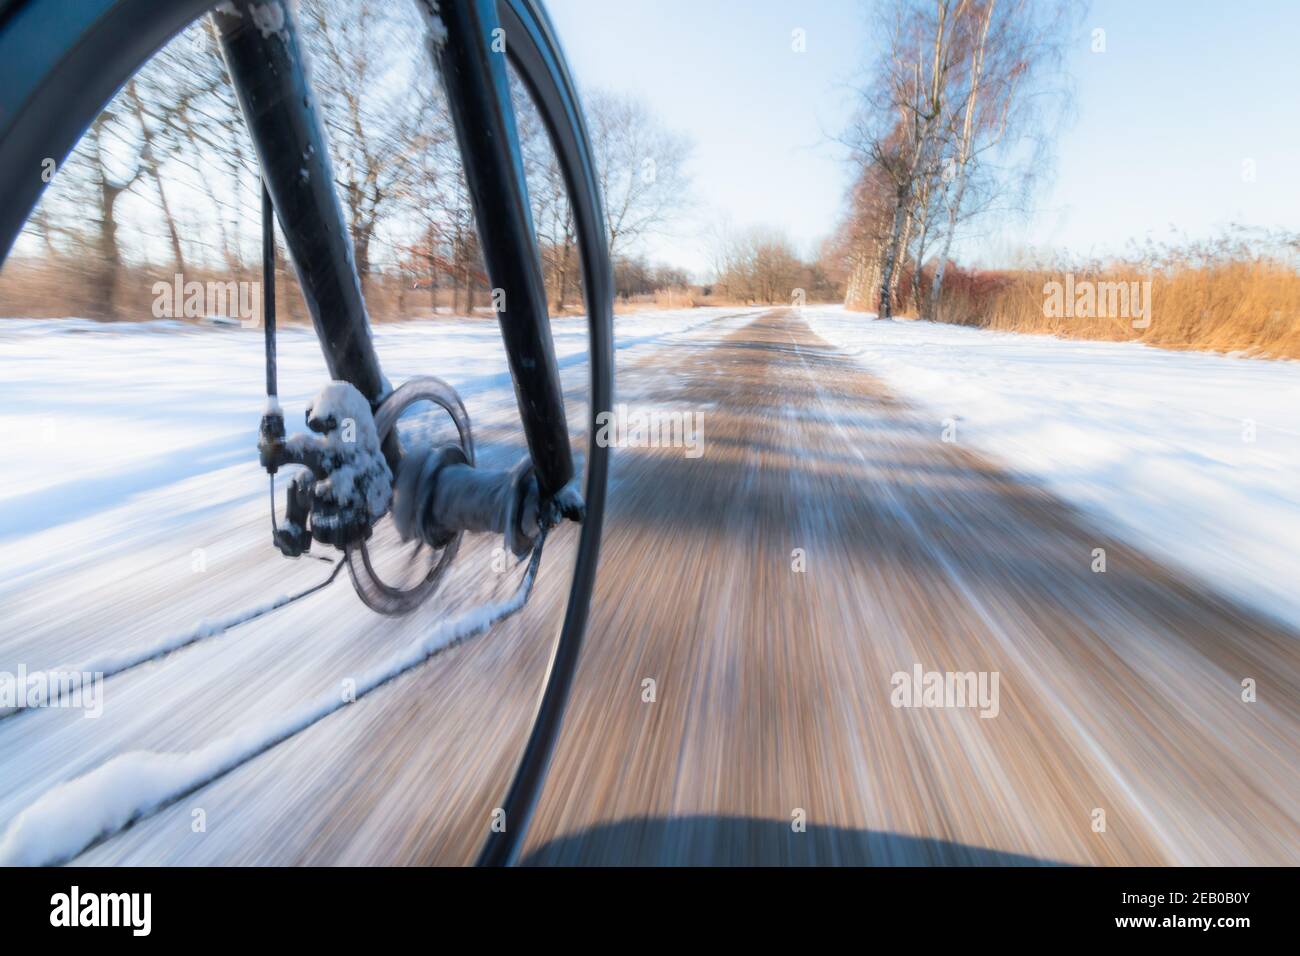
left=586, top=91, right=692, bottom=259
left=515, top=84, right=693, bottom=310
left=926, top=0, right=1073, bottom=320
left=513, top=73, right=579, bottom=310
left=707, top=225, right=830, bottom=305
left=841, top=0, right=1074, bottom=319
left=11, top=2, right=696, bottom=322
left=84, top=109, right=152, bottom=317
left=853, top=0, right=970, bottom=318
left=303, top=0, right=432, bottom=298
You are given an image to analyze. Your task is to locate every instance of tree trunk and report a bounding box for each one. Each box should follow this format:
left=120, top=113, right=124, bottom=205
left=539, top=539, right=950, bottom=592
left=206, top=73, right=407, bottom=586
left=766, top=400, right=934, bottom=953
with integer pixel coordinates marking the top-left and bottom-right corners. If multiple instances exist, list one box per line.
left=928, top=174, right=967, bottom=322
left=96, top=180, right=125, bottom=319
left=555, top=250, right=570, bottom=312
left=87, top=117, right=135, bottom=320
left=928, top=0, right=995, bottom=323
left=892, top=202, right=916, bottom=312
left=353, top=227, right=372, bottom=302
left=427, top=223, right=438, bottom=310
left=877, top=188, right=910, bottom=319
left=126, top=84, right=185, bottom=275
left=877, top=1, right=957, bottom=318
left=911, top=251, right=925, bottom=319
left=911, top=206, right=933, bottom=320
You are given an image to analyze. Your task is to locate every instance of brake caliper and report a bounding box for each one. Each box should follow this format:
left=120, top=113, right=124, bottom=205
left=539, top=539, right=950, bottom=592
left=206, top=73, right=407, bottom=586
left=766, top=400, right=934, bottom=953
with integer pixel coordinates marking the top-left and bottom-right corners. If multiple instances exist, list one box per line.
left=260, top=381, right=392, bottom=556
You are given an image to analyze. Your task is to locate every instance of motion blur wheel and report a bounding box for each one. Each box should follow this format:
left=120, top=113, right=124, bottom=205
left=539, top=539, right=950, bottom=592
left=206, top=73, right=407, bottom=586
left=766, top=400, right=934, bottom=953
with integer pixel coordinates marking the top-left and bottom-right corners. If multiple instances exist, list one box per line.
left=346, top=376, right=474, bottom=616
left=0, top=0, right=612, bottom=867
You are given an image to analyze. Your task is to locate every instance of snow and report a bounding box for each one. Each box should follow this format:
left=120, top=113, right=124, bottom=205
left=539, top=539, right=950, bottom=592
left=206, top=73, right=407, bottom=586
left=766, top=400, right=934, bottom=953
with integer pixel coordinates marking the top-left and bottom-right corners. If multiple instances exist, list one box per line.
left=249, top=1, right=287, bottom=40
left=6, top=301, right=1291, bottom=862
left=0, top=308, right=745, bottom=529
left=552, top=473, right=585, bottom=518
left=1, top=579, right=335, bottom=721
left=420, top=1, right=449, bottom=52
left=805, top=305, right=1300, bottom=632
left=0, top=541, right=542, bottom=867
left=0, top=306, right=761, bottom=863
left=294, top=380, right=392, bottom=521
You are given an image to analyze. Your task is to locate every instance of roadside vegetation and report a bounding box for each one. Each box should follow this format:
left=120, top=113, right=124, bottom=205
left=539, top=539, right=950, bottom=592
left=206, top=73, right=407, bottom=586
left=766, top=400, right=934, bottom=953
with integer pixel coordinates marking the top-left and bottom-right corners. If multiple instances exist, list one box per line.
left=832, top=0, right=1300, bottom=358
left=914, top=229, right=1300, bottom=358
left=0, top=1, right=705, bottom=322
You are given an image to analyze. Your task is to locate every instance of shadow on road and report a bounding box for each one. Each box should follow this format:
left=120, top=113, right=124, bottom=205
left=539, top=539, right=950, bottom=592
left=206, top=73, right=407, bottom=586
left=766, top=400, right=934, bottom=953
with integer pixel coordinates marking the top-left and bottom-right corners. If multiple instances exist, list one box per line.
left=522, top=814, right=1068, bottom=866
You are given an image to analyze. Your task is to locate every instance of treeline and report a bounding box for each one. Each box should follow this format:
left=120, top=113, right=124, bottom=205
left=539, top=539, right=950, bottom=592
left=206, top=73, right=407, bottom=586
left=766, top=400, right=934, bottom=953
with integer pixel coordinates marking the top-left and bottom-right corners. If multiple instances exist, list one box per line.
left=1, top=1, right=692, bottom=321
left=613, top=257, right=690, bottom=300
left=707, top=227, right=840, bottom=305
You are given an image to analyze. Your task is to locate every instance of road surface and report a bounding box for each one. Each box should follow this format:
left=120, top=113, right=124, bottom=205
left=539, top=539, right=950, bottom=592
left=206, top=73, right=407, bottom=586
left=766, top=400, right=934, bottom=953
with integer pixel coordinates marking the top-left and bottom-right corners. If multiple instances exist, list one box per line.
left=3, top=309, right=1297, bottom=865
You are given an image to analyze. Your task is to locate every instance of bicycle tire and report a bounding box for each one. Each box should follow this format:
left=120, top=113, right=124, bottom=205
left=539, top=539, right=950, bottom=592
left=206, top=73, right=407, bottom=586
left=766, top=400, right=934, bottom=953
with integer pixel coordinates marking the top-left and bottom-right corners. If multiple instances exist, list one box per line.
left=0, top=0, right=613, bottom=867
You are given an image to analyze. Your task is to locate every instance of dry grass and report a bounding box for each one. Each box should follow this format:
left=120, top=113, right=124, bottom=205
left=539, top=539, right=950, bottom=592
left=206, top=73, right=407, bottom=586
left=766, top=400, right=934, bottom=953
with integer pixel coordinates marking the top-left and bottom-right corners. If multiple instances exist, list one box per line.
left=0, top=256, right=508, bottom=324
left=936, top=263, right=1300, bottom=359
left=0, top=258, right=139, bottom=320
left=924, top=232, right=1300, bottom=359
left=0, top=258, right=776, bottom=324
left=615, top=289, right=843, bottom=314
left=612, top=289, right=701, bottom=314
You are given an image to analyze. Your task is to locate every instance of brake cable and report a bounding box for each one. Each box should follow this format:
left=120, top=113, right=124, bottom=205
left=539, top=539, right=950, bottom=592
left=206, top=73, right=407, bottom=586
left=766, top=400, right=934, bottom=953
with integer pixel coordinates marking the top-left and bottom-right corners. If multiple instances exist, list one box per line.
left=260, top=181, right=344, bottom=582
left=260, top=183, right=292, bottom=538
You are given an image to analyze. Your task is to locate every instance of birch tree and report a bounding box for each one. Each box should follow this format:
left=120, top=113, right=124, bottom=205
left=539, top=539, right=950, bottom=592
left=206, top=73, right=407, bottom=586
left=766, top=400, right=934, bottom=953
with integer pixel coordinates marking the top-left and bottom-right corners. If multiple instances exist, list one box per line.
left=843, top=0, right=1074, bottom=319
left=864, top=0, right=969, bottom=318
left=925, top=0, right=1070, bottom=320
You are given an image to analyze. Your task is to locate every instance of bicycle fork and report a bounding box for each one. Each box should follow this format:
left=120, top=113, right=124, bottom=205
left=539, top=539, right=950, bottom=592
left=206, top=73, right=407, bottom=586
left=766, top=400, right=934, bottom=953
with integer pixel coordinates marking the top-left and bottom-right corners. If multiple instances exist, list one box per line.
left=213, top=0, right=581, bottom=560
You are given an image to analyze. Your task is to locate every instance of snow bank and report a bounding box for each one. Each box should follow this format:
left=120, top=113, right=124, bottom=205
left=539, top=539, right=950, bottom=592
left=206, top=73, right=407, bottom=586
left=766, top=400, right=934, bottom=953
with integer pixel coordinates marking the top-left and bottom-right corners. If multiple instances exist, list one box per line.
left=805, top=306, right=1300, bottom=631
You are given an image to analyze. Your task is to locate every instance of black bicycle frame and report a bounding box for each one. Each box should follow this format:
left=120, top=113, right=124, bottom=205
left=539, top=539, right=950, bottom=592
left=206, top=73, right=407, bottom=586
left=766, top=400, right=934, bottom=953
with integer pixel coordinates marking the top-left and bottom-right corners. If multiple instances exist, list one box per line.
left=430, top=0, right=573, bottom=500
left=214, top=0, right=573, bottom=499
left=0, top=0, right=610, bottom=869
left=0, top=0, right=573, bottom=500
left=213, top=7, right=386, bottom=404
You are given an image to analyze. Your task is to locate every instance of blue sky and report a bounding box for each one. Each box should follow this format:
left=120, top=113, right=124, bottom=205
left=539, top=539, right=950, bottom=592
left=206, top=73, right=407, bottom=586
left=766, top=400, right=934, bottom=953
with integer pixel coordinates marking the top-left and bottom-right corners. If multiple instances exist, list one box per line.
left=547, top=0, right=1300, bottom=276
